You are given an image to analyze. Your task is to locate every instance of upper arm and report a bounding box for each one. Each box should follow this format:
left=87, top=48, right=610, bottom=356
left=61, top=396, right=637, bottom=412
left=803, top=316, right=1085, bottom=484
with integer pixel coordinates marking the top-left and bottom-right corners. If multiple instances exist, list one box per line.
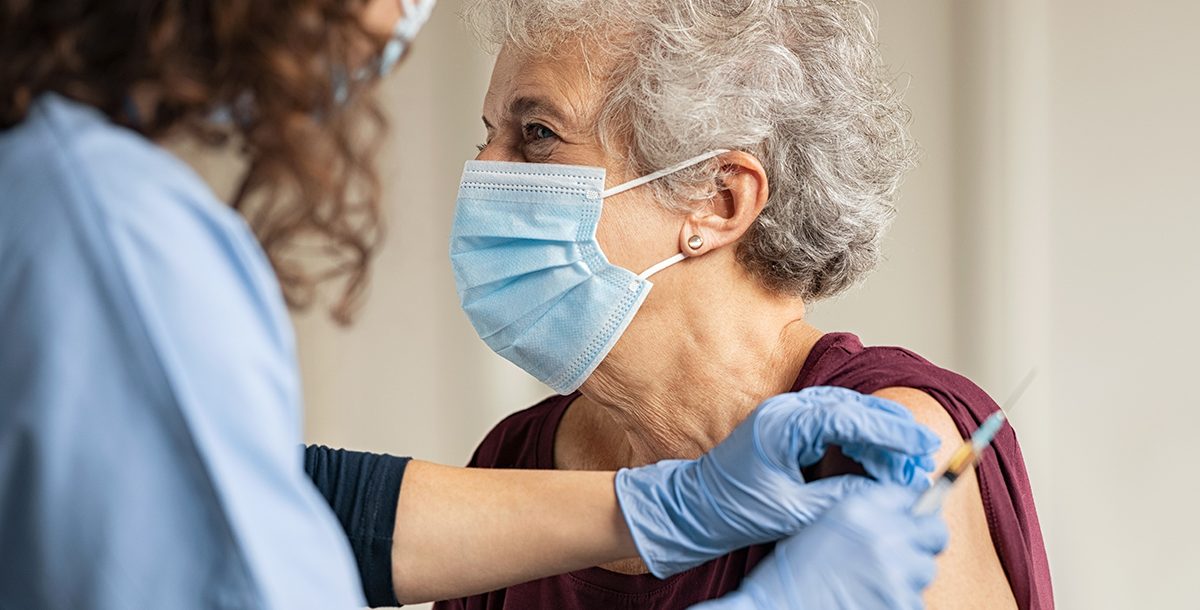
left=873, top=387, right=1018, bottom=610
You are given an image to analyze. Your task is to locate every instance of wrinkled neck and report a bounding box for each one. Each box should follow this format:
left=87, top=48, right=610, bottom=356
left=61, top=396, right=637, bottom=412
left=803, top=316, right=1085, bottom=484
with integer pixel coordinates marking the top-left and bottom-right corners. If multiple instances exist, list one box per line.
left=578, top=276, right=821, bottom=465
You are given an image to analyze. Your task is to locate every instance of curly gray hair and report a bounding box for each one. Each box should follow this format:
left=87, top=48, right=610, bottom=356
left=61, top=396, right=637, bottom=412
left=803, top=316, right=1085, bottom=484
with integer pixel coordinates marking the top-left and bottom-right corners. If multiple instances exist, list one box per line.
left=463, top=0, right=915, bottom=300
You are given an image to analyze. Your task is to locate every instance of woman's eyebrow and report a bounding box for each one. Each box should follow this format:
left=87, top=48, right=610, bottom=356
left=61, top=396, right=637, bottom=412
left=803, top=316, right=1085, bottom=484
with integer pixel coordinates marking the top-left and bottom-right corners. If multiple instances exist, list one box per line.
left=508, top=95, right=571, bottom=126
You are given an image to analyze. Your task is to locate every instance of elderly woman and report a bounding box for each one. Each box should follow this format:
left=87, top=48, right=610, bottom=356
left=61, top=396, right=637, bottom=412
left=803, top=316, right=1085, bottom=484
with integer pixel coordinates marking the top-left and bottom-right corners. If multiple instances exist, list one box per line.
left=442, top=0, right=1052, bottom=609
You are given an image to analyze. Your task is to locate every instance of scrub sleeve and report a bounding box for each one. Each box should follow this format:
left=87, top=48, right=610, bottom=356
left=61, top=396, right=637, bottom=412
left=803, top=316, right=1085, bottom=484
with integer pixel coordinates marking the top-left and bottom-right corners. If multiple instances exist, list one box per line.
left=304, top=446, right=412, bottom=607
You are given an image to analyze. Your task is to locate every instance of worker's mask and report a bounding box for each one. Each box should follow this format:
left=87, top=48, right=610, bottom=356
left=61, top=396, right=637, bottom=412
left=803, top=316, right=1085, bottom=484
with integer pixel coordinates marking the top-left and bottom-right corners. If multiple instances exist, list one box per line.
left=375, top=0, right=437, bottom=78
left=334, top=0, right=436, bottom=103
left=199, top=0, right=436, bottom=125
left=449, top=150, right=727, bottom=394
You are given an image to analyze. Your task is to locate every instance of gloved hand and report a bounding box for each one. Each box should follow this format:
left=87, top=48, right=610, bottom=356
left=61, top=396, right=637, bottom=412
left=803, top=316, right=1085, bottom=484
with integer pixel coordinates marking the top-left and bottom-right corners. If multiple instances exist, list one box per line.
left=692, top=483, right=949, bottom=610
left=615, top=386, right=940, bottom=577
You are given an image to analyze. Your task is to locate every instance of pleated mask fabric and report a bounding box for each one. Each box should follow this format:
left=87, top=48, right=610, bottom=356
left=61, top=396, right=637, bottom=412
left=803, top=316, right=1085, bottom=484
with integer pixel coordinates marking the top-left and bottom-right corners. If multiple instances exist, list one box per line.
left=450, top=151, right=726, bottom=394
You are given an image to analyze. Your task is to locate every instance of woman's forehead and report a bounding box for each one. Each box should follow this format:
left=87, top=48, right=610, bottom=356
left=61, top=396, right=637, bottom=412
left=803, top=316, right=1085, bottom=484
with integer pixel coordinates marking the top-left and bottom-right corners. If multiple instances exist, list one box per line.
left=482, top=44, right=608, bottom=126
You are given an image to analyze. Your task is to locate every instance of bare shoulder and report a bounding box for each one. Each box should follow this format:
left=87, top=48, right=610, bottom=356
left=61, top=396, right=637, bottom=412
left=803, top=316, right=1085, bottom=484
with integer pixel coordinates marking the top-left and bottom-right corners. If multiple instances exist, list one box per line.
left=872, top=387, right=961, bottom=444
left=873, top=387, right=1018, bottom=610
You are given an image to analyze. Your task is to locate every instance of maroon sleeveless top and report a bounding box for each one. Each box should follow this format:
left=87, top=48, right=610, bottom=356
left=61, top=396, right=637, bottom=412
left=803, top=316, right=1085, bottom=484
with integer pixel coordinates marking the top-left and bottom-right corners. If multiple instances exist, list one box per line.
left=435, top=333, right=1054, bottom=610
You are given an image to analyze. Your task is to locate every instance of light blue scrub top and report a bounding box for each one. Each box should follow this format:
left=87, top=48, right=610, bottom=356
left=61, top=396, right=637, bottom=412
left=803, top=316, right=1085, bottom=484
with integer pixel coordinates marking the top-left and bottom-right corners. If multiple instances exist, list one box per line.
left=0, top=95, right=365, bottom=609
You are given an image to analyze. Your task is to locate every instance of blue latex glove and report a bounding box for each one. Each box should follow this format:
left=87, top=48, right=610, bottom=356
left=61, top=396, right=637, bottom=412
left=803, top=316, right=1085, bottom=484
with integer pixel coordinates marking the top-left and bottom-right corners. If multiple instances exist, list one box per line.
left=615, top=386, right=941, bottom=577
left=692, top=484, right=949, bottom=610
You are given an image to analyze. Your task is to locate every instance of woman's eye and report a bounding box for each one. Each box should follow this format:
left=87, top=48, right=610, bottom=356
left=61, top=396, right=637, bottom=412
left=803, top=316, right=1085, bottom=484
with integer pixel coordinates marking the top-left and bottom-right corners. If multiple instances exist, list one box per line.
left=523, top=123, right=558, bottom=143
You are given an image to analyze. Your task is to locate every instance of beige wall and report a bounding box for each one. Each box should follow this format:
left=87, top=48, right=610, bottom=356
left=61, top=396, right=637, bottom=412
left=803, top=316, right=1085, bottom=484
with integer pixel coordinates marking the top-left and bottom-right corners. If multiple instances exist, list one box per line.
left=1043, top=1, right=1200, bottom=606
left=179, top=1, right=1199, bottom=607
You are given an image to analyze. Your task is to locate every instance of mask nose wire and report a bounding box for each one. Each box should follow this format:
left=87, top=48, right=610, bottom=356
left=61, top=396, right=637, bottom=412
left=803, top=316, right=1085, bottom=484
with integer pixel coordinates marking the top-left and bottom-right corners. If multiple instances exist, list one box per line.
left=600, top=149, right=730, bottom=199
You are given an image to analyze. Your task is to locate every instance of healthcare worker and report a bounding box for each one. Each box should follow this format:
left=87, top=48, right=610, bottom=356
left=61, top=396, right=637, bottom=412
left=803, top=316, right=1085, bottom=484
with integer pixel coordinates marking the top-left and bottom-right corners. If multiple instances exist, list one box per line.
left=0, top=1, right=948, bottom=609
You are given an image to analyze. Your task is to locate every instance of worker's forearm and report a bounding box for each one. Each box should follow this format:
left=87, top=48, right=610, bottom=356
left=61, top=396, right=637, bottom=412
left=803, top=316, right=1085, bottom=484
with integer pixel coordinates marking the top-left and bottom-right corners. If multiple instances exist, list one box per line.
left=389, top=460, right=639, bottom=604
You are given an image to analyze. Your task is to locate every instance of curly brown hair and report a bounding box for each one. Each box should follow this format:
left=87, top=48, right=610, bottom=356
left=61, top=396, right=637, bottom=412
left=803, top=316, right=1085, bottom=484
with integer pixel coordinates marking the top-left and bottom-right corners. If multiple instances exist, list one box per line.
left=0, top=0, right=391, bottom=324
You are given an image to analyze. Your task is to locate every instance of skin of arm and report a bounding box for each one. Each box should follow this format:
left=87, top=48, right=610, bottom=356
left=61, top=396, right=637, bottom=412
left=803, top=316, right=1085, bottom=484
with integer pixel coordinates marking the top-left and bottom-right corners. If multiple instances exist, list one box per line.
left=873, top=387, right=1018, bottom=609
left=389, top=461, right=639, bottom=604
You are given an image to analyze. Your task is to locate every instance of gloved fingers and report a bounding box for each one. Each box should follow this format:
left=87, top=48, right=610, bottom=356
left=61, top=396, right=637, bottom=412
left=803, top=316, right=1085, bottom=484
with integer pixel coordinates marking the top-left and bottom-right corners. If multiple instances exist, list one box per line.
left=785, top=475, right=877, bottom=525
left=834, top=393, right=939, bottom=483
left=800, top=386, right=916, bottom=419
left=841, top=443, right=936, bottom=486
left=901, top=546, right=940, bottom=592
left=757, top=387, right=915, bottom=432
left=913, top=452, right=936, bottom=473
left=909, top=512, right=950, bottom=555
left=812, top=406, right=941, bottom=465
left=840, top=443, right=904, bottom=483
left=849, top=389, right=920, bottom=421
left=835, top=482, right=927, bottom=523
left=805, top=386, right=927, bottom=428
left=897, top=590, right=928, bottom=610
left=753, top=388, right=938, bottom=472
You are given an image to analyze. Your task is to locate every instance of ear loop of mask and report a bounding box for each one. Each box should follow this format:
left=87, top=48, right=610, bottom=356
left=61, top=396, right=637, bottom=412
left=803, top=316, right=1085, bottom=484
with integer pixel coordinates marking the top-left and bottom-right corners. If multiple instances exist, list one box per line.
left=637, top=253, right=688, bottom=280
left=599, top=149, right=731, bottom=282
left=378, top=0, right=437, bottom=77
left=600, top=149, right=729, bottom=199
left=336, top=0, right=437, bottom=104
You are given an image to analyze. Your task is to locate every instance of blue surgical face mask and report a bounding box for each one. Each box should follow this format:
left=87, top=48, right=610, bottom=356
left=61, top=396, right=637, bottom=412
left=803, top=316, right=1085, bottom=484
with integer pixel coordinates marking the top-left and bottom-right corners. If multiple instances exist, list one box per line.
left=335, top=0, right=437, bottom=103
left=128, top=1, right=435, bottom=128
left=378, top=0, right=436, bottom=77
left=450, top=149, right=728, bottom=394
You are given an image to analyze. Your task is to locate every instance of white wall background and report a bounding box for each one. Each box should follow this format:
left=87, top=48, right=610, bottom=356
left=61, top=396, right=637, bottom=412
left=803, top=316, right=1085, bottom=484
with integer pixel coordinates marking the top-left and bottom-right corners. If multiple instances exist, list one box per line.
left=183, top=1, right=1200, bottom=607
left=1040, top=1, right=1200, bottom=606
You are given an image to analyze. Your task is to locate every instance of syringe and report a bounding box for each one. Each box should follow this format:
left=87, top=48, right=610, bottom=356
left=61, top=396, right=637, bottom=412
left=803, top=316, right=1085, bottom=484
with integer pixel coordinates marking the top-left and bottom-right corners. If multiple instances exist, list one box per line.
left=910, top=410, right=1006, bottom=515
left=910, top=370, right=1035, bottom=516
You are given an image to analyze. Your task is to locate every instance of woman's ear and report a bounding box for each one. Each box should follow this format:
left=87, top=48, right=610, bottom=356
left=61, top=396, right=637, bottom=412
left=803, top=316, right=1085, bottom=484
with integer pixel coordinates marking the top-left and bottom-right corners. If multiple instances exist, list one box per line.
left=678, top=151, right=769, bottom=257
